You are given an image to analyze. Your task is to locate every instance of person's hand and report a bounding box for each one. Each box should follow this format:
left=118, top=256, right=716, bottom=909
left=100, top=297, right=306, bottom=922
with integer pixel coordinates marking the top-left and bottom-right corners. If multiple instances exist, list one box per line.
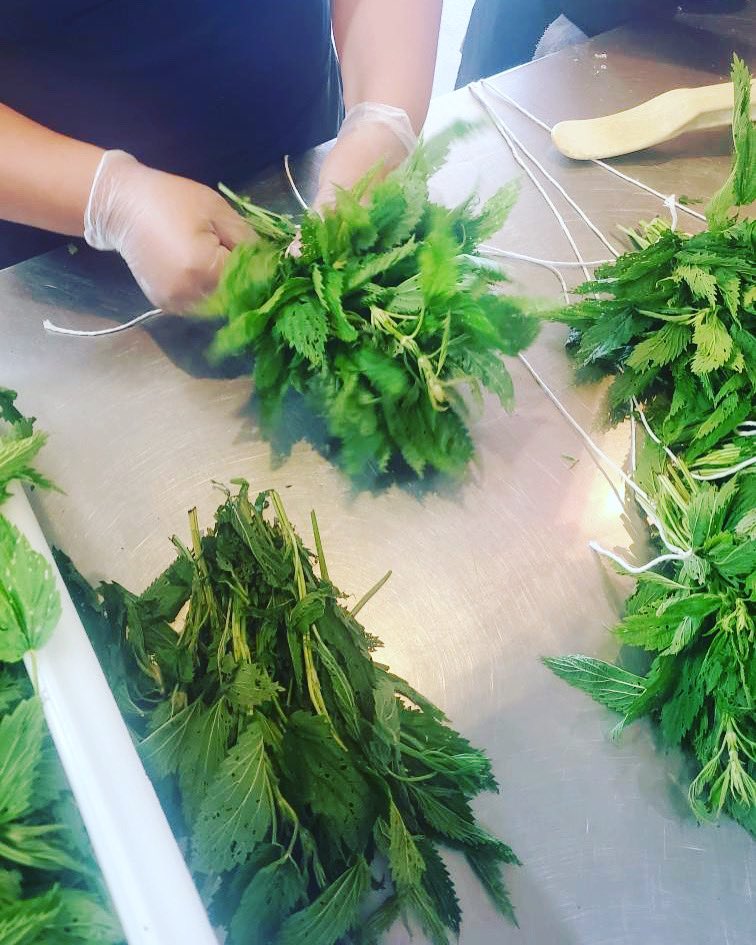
left=84, top=151, right=252, bottom=312
left=311, top=103, right=418, bottom=212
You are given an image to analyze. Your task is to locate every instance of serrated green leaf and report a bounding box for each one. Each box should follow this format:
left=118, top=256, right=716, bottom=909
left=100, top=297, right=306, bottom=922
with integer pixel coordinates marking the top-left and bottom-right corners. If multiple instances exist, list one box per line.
left=274, top=300, right=329, bottom=366
left=625, top=323, right=691, bottom=371
left=277, top=856, right=370, bottom=945
left=0, top=696, right=45, bottom=825
left=0, top=517, right=61, bottom=662
left=194, top=720, right=276, bottom=873
left=543, top=655, right=646, bottom=714
left=691, top=311, right=733, bottom=374
left=229, top=663, right=282, bottom=713
left=0, top=886, right=61, bottom=945
left=53, top=888, right=124, bottom=945
left=230, top=853, right=307, bottom=945
left=281, top=712, right=374, bottom=854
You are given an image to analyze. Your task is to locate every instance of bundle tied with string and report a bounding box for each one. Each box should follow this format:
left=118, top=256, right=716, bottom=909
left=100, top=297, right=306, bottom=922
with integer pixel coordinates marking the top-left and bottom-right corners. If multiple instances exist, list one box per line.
left=470, top=56, right=755, bottom=831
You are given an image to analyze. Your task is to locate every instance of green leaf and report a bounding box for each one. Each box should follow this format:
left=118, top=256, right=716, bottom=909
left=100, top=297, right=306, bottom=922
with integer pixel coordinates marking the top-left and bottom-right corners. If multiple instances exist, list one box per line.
left=281, top=712, right=375, bottom=854
left=543, top=655, right=646, bottom=715
left=277, top=856, right=370, bottom=945
left=193, top=720, right=276, bottom=873
left=177, top=698, right=234, bottom=824
left=228, top=663, right=283, bottom=713
left=707, top=55, right=756, bottom=225
left=230, top=853, right=307, bottom=945
left=383, top=801, right=425, bottom=895
left=625, top=323, right=691, bottom=371
left=672, top=264, right=718, bottom=307
left=417, top=839, right=461, bottom=936
left=465, top=845, right=518, bottom=925
left=0, top=431, right=51, bottom=503
left=0, top=822, right=83, bottom=873
left=0, top=516, right=61, bottom=662
left=139, top=699, right=203, bottom=780
left=0, top=868, right=22, bottom=903
left=690, top=311, right=733, bottom=374
left=709, top=538, right=756, bottom=580
left=0, top=886, right=61, bottom=945
left=53, top=888, right=124, bottom=945
left=355, top=896, right=401, bottom=945
left=274, top=300, right=329, bottom=366
left=0, top=696, right=45, bottom=825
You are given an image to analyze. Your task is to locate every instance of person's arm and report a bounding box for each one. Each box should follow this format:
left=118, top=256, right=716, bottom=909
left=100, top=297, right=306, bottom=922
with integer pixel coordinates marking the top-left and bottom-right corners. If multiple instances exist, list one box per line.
left=0, top=104, right=104, bottom=236
left=0, top=104, right=250, bottom=312
left=314, top=0, right=442, bottom=206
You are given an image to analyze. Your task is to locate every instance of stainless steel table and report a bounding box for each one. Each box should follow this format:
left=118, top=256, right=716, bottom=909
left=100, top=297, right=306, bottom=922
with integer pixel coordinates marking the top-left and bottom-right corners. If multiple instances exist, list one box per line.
left=2, top=11, right=755, bottom=944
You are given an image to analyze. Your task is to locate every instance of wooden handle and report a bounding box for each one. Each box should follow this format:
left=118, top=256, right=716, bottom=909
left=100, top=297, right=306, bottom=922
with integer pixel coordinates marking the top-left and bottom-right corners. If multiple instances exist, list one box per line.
left=552, top=80, right=756, bottom=160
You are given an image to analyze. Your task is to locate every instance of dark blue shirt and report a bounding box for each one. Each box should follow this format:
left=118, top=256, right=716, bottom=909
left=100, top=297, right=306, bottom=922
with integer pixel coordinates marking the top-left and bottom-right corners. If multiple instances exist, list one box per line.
left=0, top=1, right=341, bottom=265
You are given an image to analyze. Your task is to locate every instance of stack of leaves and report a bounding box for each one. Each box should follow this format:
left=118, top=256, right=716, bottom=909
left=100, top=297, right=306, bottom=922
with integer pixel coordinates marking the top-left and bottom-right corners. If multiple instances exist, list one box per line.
left=0, top=389, right=124, bottom=945
left=61, top=482, right=519, bottom=945
left=546, top=452, right=755, bottom=833
left=0, top=669, right=124, bottom=945
left=546, top=56, right=756, bottom=833
left=206, top=122, right=538, bottom=478
left=555, top=56, right=755, bottom=479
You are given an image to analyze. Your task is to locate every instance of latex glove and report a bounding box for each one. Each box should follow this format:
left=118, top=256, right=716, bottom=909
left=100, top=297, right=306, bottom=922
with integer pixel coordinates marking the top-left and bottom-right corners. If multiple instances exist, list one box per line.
left=311, top=102, right=418, bottom=212
left=84, top=151, right=252, bottom=313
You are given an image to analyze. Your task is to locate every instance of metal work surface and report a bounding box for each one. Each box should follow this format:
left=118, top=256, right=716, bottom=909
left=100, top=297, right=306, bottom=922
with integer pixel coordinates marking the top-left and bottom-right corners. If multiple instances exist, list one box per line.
left=2, top=13, right=755, bottom=945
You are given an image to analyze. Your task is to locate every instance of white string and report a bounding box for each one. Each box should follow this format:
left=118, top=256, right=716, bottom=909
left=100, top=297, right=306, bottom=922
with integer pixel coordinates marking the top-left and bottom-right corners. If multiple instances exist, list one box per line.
left=283, top=154, right=309, bottom=211
left=472, top=84, right=622, bottom=259
left=480, top=80, right=708, bottom=224
left=469, top=85, right=593, bottom=284
left=479, top=245, right=570, bottom=303
left=588, top=541, right=691, bottom=573
left=43, top=308, right=162, bottom=336
left=691, top=456, right=756, bottom=480
left=633, top=396, right=756, bottom=480
left=663, top=194, right=679, bottom=231
left=479, top=245, right=612, bottom=268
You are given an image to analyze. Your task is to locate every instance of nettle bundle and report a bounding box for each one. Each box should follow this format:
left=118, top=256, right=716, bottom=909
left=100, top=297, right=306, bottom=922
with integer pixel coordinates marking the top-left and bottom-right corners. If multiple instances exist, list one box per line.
left=61, top=483, right=519, bottom=945
left=547, top=57, right=756, bottom=832
left=206, top=123, right=538, bottom=479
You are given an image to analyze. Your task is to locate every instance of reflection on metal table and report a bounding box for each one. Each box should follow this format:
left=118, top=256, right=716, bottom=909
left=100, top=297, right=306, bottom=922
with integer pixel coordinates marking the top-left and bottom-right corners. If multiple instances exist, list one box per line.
left=2, top=10, right=755, bottom=945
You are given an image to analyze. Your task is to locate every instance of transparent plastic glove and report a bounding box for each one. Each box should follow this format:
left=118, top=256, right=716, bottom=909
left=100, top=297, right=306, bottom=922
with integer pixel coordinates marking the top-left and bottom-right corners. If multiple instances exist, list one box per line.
left=84, top=151, right=252, bottom=313
left=288, top=103, right=418, bottom=257
left=311, top=102, right=418, bottom=211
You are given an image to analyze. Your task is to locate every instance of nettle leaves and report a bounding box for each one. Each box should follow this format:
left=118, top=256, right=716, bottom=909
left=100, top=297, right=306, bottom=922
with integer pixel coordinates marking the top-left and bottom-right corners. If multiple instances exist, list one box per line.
left=207, top=124, right=538, bottom=479
left=72, top=482, right=518, bottom=944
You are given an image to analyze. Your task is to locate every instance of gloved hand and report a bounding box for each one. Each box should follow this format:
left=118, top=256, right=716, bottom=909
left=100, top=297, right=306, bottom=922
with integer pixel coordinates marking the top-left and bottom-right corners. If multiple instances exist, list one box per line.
left=84, top=151, right=252, bottom=312
left=311, top=102, right=418, bottom=211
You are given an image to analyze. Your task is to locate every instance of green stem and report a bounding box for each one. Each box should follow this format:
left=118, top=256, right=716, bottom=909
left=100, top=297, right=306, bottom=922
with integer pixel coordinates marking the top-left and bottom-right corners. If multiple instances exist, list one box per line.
left=351, top=570, right=392, bottom=617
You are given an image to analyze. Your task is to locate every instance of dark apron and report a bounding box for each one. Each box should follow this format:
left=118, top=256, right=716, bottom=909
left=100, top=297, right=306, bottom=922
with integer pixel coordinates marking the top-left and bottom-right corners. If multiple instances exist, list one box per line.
left=0, top=1, right=341, bottom=267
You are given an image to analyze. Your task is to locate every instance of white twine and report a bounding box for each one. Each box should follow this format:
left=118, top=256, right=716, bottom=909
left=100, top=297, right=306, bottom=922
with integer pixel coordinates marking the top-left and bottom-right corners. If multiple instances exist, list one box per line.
left=480, top=79, right=707, bottom=224
left=516, top=353, right=691, bottom=559
left=479, top=246, right=612, bottom=268
left=663, top=194, right=679, bottom=231
left=472, top=84, right=622, bottom=260
left=467, top=85, right=700, bottom=568
left=588, top=541, right=691, bottom=573
left=469, top=85, right=593, bottom=284
left=283, top=154, right=309, bottom=211
left=633, top=396, right=756, bottom=480
left=44, top=307, right=162, bottom=337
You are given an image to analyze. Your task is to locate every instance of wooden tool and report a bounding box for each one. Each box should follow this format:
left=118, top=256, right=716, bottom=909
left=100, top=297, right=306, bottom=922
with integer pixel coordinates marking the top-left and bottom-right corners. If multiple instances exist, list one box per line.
left=551, top=79, right=756, bottom=160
